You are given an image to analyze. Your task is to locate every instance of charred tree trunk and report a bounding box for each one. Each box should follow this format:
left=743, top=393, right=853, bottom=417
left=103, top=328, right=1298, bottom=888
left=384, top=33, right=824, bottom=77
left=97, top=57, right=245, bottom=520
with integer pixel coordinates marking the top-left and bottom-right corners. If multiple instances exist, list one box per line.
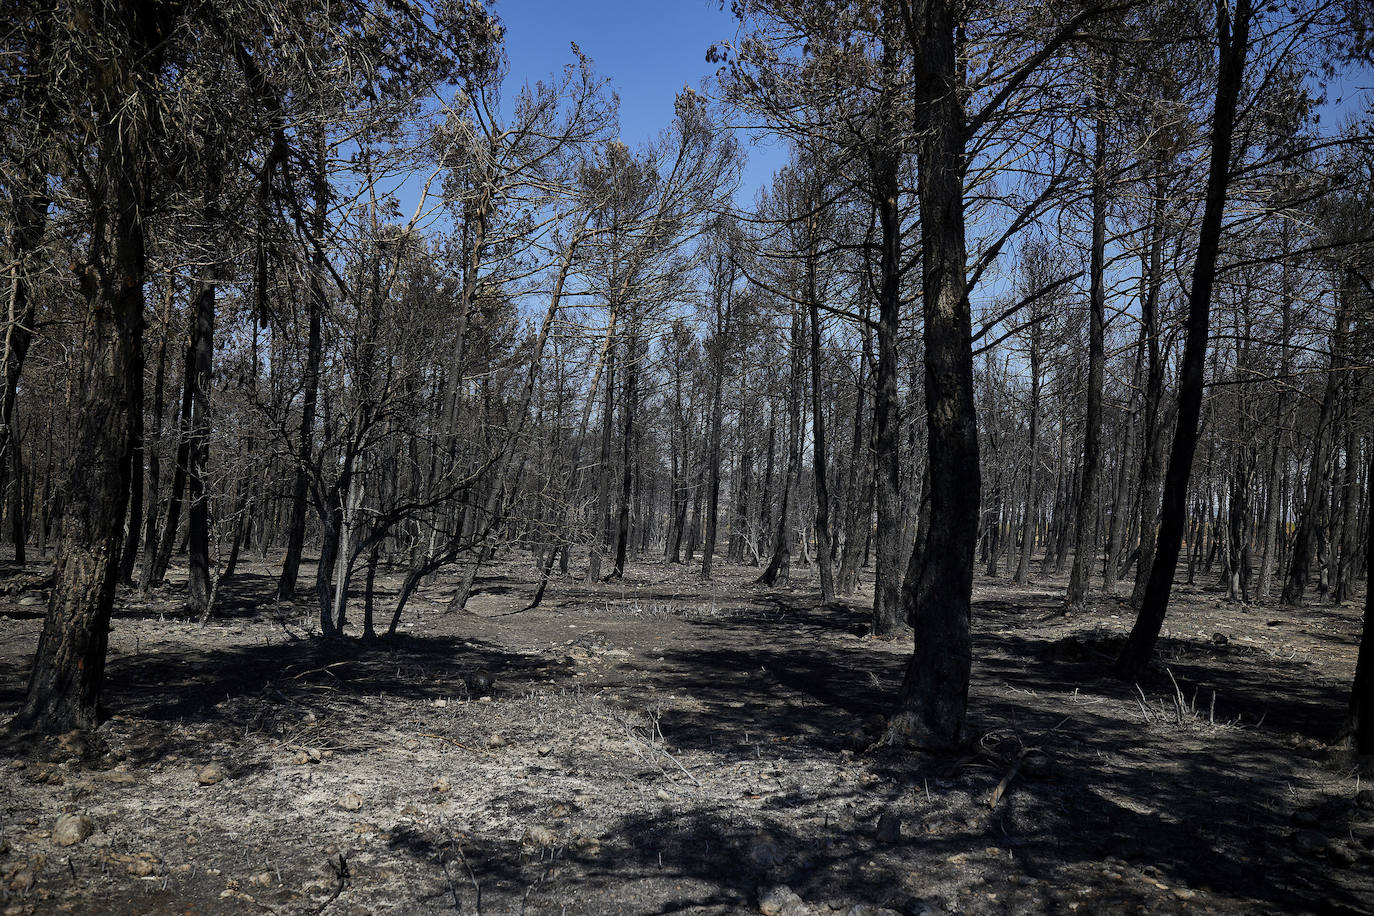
left=612, top=329, right=638, bottom=579
left=1130, top=187, right=1169, bottom=610
left=807, top=223, right=835, bottom=602
left=838, top=322, right=874, bottom=595
left=891, top=0, right=979, bottom=750
left=0, top=178, right=48, bottom=568
left=138, top=285, right=174, bottom=594
left=731, top=372, right=755, bottom=564
left=591, top=330, right=617, bottom=580
left=702, top=316, right=729, bottom=579
left=872, top=164, right=905, bottom=634
left=1012, top=318, right=1043, bottom=585
left=1346, top=436, right=1374, bottom=753
left=185, top=277, right=215, bottom=617
left=1335, top=426, right=1361, bottom=604
left=1067, top=99, right=1109, bottom=609
left=1283, top=282, right=1348, bottom=606
left=1116, top=0, right=1251, bottom=680
left=149, top=305, right=197, bottom=587
left=15, top=84, right=151, bottom=732
left=758, top=310, right=804, bottom=586
left=277, top=125, right=327, bottom=602
left=1258, top=252, right=1294, bottom=600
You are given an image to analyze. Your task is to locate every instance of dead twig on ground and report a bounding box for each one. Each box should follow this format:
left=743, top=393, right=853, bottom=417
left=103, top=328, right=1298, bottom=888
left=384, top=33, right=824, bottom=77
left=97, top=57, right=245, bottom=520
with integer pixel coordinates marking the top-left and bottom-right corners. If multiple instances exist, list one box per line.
left=423, top=733, right=477, bottom=752
left=618, top=709, right=702, bottom=788
left=988, top=748, right=1026, bottom=810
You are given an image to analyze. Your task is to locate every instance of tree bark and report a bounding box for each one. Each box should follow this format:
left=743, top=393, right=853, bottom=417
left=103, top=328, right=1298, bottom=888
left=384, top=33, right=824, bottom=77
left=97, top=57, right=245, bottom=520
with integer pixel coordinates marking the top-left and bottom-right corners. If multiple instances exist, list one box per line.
left=138, top=284, right=174, bottom=594
left=1282, top=280, right=1348, bottom=605
left=807, top=215, right=835, bottom=602
left=15, top=100, right=148, bottom=733
left=702, top=291, right=730, bottom=579
left=0, top=177, right=48, bottom=569
left=871, top=160, right=905, bottom=634
left=1012, top=315, right=1043, bottom=585
left=149, top=298, right=197, bottom=587
left=185, top=278, right=215, bottom=617
left=1116, top=0, right=1251, bottom=681
left=758, top=309, right=804, bottom=586
left=731, top=370, right=755, bottom=565
left=1257, top=262, right=1293, bottom=600
left=1346, top=437, right=1374, bottom=753
left=891, top=0, right=979, bottom=750
left=277, top=124, right=327, bottom=601
left=838, top=321, right=874, bottom=594
left=1130, top=191, right=1169, bottom=609
left=1067, top=99, right=1109, bottom=609
left=612, top=328, right=638, bottom=579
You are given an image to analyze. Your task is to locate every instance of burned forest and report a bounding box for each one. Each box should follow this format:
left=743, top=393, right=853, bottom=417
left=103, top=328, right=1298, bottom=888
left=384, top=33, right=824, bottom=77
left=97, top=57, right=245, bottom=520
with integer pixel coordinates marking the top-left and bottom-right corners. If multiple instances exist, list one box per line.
left=3, top=1, right=1374, bottom=913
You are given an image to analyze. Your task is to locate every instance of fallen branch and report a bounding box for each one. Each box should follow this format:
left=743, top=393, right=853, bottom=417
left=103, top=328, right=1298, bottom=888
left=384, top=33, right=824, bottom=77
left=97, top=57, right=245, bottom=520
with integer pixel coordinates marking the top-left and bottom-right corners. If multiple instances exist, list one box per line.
left=987, top=749, right=1026, bottom=810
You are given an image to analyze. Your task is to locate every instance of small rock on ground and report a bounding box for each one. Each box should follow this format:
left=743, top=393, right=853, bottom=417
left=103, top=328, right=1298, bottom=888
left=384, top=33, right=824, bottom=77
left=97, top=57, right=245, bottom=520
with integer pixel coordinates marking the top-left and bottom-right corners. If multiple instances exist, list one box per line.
left=52, top=813, right=94, bottom=847
left=759, top=884, right=814, bottom=916
left=195, top=763, right=226, bottom=786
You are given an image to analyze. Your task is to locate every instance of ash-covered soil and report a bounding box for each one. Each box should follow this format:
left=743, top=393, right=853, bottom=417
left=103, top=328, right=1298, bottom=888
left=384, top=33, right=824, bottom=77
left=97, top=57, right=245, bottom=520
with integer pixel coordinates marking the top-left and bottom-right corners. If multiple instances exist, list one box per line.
left=0, top=556, right=1371, bottom=915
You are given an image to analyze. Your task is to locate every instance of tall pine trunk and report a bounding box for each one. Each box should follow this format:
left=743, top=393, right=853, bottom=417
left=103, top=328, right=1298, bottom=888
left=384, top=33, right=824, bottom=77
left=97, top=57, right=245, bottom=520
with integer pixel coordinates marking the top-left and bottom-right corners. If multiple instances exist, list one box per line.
left=702, top=322, right=728, bottom=579
left=185, top=277, right=215, bottom=617
left=277, top=125, right=327, bottom=601
left=1012, top=319, right=1042, bottom=585
left=1116, top=0, right=1251, bottom=680
left=0, top=177, right=48, bottom=569
left=1282, top=280, right=1348, bottom=605
left=758, top=309, right=803, bottom=586
left=1346, top=436, right=1374, bottom=753
left=807, top=217, right=835, bottom=601
left=891, top=0, right=979, bottom=750
left=16, top=98, right=149, bottom=732
left=871, top=166, right=905, bottom=634
left=1067, top=97, right=1109, bottom=609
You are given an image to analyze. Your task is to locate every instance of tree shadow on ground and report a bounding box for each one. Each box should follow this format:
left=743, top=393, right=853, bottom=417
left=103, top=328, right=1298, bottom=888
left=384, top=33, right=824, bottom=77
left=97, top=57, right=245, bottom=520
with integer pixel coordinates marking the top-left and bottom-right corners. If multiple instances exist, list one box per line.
left=600, top=590, right=1371, bottom=914
left=100, top=632, right=570, bottom=724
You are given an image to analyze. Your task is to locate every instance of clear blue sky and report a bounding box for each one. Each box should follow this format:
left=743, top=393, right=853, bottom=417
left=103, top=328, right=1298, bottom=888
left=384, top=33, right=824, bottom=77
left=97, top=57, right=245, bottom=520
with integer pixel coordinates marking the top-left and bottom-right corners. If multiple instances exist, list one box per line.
left=495, top=0, right=785, bottom=199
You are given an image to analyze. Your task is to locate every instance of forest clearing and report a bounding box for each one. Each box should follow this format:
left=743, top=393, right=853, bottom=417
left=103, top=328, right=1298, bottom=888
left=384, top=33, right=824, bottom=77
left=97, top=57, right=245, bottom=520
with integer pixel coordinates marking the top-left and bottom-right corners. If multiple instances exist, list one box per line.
left=1, top=556, right=1371, bottom=914
left=5, top=0, right=1374, bottom=913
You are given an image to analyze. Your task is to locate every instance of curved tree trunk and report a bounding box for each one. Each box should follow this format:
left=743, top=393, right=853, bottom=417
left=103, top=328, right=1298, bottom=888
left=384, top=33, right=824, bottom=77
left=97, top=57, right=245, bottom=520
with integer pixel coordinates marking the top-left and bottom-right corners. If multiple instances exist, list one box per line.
left=1116, top=0, right=1252, bottom=680
left=16, top=106, right=148, bottom=733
